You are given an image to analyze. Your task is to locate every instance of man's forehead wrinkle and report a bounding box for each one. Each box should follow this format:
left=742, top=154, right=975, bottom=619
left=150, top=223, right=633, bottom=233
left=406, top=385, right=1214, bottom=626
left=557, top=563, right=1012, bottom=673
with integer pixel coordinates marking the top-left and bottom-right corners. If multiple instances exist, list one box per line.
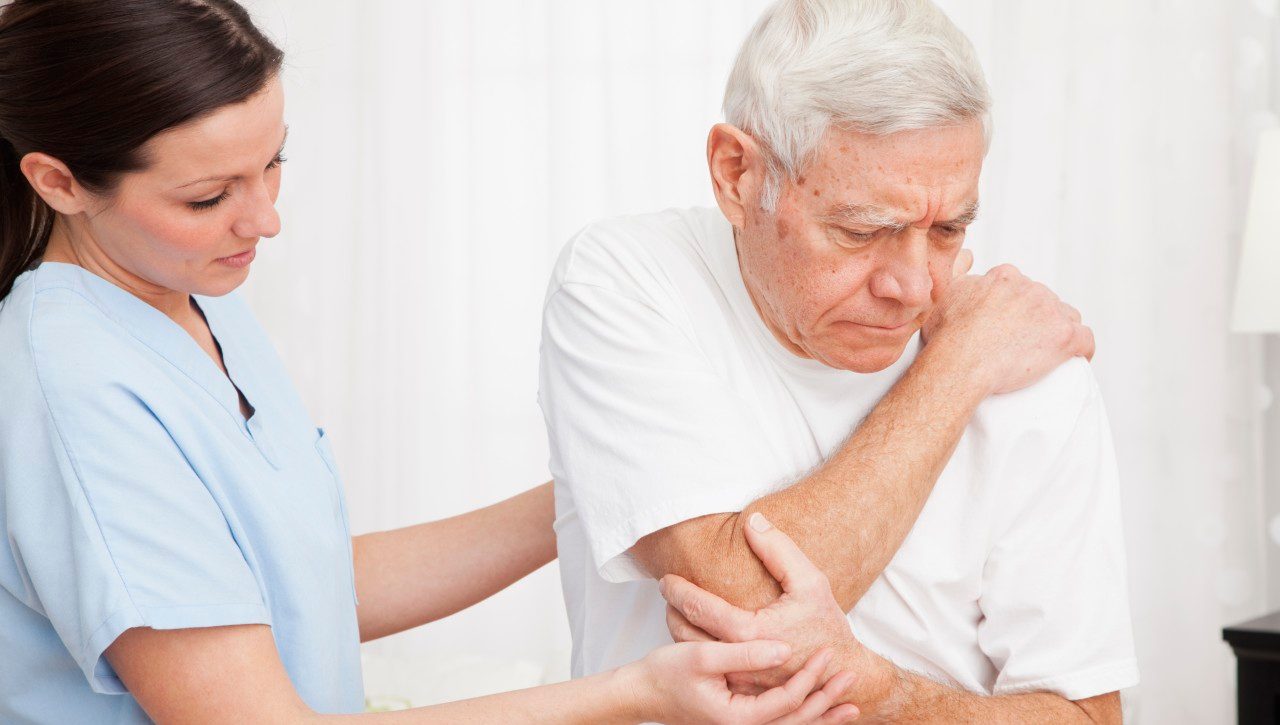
left=821, top=197, right=978, bottom=228
left=824, top=203, right=904, bottom=227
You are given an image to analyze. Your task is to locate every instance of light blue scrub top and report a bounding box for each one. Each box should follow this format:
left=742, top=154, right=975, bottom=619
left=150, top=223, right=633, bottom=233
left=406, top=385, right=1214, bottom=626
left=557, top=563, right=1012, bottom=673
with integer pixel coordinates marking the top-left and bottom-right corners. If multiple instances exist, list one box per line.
left=0, top=263, right=364, bottom=722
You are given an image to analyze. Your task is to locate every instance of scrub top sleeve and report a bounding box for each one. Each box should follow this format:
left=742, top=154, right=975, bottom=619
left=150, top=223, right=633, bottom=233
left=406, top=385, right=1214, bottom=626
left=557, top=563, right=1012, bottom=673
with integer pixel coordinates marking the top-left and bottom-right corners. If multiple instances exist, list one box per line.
left=539, top=281, right=779, bottom=583
left=18, top=298, right=269, bottom=695
left=976, top=374, right=1139, bottom=701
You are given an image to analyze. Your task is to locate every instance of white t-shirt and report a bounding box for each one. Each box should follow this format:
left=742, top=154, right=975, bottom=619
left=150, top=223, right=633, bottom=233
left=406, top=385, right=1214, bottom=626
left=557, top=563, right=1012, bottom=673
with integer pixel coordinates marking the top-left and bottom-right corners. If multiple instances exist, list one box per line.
left=538, top=206, right=1139, bottom=700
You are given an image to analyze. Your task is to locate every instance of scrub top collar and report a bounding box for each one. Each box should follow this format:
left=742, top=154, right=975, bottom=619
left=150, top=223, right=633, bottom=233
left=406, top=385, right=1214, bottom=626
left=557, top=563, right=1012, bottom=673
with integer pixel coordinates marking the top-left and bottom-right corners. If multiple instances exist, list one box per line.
left=37, top=262, right=282, bottom=467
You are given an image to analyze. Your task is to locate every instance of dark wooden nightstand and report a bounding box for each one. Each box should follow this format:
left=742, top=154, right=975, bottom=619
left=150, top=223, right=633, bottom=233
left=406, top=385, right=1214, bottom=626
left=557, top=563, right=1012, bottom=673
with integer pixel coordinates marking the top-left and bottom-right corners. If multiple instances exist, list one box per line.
left=1223, top=611, right=1280, bottom=724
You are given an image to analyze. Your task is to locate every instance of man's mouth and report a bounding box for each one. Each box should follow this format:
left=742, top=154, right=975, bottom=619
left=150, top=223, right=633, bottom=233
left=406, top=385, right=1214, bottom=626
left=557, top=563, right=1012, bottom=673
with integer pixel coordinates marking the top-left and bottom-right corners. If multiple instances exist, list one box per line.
left=853, top=319, right=917, bottom=332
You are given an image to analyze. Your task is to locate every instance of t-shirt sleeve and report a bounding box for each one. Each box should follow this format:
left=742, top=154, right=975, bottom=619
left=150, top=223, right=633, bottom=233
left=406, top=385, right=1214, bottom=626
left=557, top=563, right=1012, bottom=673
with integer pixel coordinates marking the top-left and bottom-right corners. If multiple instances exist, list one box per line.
left=539, top=279, right=780, bottom=583
left=12, top=296, right=269, bottom=695
left=976, top=369, right=1139, bottom=700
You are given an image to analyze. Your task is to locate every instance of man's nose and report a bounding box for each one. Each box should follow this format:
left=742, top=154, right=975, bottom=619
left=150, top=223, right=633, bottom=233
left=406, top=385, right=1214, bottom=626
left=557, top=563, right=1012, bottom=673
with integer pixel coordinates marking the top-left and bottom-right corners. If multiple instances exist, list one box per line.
left=867, top=235, right=932, bottom=307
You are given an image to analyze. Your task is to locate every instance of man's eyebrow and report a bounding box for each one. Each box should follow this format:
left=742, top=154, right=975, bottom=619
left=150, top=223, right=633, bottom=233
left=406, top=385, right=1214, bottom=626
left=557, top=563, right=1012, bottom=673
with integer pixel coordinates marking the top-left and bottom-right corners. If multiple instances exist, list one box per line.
left=822, top=200, right=981, bottom=229
left=822, top=204, right=909, bottom=231
left=176, top=125, right=289, bottom=189
left=938, top=200, right=980, bottom=227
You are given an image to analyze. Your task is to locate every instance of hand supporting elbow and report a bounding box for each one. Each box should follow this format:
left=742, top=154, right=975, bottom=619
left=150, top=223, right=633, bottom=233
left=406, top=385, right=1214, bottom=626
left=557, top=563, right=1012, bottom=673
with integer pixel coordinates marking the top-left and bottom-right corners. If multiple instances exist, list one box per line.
left=660, top=514, right=897, bottom=711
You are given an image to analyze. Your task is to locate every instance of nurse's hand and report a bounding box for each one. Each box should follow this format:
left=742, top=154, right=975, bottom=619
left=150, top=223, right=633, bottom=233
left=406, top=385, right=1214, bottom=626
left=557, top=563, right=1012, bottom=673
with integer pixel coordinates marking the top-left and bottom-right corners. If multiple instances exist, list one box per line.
left=622, top=639, right=859, bottom=724
left=661, top=514, right=897, bottom=710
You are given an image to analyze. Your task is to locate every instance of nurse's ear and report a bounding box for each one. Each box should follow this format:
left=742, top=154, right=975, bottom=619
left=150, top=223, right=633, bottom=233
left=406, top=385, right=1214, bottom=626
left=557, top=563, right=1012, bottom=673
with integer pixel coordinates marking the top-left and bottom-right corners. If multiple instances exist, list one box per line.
left=20, top=152, right=97, bottom=216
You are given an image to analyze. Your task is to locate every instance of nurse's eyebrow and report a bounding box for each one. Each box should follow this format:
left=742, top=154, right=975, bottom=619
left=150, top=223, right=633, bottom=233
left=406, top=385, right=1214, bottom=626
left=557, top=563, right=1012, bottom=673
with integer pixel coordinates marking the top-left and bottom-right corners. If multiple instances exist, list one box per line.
left=176, top=125, right=289, bottom=188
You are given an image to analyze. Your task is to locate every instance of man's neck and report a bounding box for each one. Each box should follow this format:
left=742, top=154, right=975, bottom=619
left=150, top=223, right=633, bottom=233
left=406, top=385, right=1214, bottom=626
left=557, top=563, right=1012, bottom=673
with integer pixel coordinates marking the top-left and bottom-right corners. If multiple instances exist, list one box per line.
left=731, top=226, right=813, bottom=361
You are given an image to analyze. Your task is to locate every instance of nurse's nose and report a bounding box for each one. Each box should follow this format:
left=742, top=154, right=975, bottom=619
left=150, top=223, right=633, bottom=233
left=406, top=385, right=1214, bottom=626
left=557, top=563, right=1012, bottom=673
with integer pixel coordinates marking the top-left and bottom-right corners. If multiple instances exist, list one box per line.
left=867, top=233, right=932, bottom=307
left=232, top=182, right=281, bottom=240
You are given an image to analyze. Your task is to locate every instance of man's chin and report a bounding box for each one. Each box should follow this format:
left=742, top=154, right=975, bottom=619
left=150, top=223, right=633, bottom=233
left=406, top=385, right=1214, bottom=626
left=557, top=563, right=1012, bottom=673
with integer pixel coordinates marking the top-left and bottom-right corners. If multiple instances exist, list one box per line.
left=808, top=335, right=913, bottom=373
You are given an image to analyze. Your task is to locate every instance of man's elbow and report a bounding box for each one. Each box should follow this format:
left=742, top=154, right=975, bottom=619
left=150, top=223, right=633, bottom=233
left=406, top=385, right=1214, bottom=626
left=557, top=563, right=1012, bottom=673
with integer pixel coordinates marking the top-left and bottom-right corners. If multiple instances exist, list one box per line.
left=1073, top=692, right=1122, bottom=725
left=631, top=511, right=781, bottom=610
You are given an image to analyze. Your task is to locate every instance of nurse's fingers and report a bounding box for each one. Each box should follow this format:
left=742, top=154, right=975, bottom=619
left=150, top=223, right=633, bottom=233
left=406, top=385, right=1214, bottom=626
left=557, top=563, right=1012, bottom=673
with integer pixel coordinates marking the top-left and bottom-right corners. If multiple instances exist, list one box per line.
left=742, top=513, right=830, bottom=597
left=693, top=640, right=794, bottom=675
left=660, top=574, right=757, bottom=641
left=767, top=670, right=860, bottom=725
left=666, top=605, right=715, bottom=643
left=738, top=648, right=832, bottom=722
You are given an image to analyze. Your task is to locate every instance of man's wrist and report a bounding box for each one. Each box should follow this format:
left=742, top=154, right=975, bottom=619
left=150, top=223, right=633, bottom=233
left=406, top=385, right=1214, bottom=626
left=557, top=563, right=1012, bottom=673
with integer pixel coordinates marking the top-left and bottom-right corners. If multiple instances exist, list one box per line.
left=871, top=662, right=917, bottom=722
left=830, top=642, right=903, bottom=721
left=913, top=331, right=999, bottom=401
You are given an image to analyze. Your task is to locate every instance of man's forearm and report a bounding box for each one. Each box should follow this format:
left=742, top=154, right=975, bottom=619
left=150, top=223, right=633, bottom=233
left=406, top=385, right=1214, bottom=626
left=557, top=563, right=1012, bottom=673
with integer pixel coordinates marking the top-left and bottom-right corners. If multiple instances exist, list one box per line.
left=353, top=482, right=556, bottom=641
left=635, top=341, right=990, bottom=611
left=870, top=666, right=1121, bottom=725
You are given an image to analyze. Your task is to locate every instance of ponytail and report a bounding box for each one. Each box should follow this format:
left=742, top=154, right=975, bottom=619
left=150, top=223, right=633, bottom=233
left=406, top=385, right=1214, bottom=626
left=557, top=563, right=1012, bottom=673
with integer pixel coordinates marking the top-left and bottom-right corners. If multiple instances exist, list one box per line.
left=0, top=136, right=53, bottom=300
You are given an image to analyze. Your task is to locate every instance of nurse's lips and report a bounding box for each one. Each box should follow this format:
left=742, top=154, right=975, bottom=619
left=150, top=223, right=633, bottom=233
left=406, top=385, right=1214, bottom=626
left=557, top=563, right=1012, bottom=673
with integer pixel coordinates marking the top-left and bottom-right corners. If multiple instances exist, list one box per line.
left=216, top=247, right=256, bottom=268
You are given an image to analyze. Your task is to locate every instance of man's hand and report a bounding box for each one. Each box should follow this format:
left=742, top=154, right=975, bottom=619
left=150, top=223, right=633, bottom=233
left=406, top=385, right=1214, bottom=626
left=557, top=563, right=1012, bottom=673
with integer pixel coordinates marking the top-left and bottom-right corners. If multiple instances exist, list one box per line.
left=923, top=262, right=1094, bottom=395
left=661, top=513, right=897, bottom=709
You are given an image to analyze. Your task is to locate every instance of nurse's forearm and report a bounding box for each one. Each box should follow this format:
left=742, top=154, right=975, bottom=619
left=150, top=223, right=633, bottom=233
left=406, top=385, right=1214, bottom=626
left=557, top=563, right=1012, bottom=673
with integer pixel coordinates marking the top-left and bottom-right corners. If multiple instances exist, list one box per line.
left=352, top=481, right=556, bottom=642
left=318, top=667, right=643, bottom=725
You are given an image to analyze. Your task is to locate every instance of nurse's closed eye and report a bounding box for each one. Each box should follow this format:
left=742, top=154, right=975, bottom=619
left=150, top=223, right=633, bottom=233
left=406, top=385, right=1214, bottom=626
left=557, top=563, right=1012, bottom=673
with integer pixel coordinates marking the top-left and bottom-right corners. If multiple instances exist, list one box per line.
left=187, top=154, right=286, bottom=212
left=189, top=190, right=230, bottom=211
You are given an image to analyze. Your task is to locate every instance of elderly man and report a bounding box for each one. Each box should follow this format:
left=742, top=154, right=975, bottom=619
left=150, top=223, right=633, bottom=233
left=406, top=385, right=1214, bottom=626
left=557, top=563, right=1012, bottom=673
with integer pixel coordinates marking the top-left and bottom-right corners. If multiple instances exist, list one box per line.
left=539, top=0, right=1137, bottom=721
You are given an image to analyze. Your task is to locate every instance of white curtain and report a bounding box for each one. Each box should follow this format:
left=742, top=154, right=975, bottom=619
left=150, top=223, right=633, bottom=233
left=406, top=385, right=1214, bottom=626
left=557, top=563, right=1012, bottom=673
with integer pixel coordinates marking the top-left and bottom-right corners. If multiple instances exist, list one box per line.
left=239, top=1, right=1273, bottom=721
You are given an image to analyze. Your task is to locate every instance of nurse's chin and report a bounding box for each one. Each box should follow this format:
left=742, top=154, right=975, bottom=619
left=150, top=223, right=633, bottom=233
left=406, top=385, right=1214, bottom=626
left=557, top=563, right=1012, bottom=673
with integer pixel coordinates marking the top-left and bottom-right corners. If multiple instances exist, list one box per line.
left=196, top=264, right=253, bottom=297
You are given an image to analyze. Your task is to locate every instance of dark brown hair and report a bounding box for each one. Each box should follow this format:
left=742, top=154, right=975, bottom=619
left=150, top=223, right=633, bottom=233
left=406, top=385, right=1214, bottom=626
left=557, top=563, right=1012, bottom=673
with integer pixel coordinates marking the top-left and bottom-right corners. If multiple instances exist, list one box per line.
left=0, top=0, right=284, bottom=299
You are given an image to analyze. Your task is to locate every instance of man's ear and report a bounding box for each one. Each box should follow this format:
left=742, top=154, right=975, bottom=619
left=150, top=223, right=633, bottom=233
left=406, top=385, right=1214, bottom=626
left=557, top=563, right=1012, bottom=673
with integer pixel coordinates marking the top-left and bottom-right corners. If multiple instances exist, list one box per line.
left=706, top=123, right=770, bottom=227
left=20, top=152, right=92, bottom=216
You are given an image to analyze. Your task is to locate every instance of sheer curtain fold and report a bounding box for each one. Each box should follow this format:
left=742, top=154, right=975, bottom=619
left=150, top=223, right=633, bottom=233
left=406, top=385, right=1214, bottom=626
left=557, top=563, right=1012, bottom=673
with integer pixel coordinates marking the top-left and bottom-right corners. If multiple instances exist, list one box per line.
left=241, top=1, right=1268, bottom=720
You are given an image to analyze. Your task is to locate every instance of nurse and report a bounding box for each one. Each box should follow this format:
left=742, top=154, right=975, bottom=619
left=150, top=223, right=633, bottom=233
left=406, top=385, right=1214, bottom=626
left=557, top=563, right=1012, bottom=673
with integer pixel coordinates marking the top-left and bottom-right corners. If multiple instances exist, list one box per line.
left=0, top=1, right=859, bottom=723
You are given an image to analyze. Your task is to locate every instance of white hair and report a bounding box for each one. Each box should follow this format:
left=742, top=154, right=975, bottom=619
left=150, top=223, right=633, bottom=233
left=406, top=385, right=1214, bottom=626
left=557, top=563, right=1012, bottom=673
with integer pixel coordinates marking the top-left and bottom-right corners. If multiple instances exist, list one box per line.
left=723, top=0, right=992, bottom=211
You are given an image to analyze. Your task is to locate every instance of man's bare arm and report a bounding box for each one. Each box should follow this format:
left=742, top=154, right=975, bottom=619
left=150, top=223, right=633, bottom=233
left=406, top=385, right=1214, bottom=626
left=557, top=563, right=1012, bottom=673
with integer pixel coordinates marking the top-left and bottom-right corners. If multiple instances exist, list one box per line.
left=661, top=513, right=1124, bottom=723
left=881, top=678, right=1121, bottom=724
left=634, top=340, right=983, bottom=612
left=632, top=265, right=1094, bottom=613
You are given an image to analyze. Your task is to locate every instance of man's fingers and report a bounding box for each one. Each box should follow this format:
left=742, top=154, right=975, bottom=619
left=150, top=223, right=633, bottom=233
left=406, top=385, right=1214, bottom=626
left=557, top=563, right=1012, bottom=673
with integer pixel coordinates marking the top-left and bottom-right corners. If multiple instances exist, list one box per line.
left=1075, top=324, right=1095, bottom=361
left=666, top=605, right=715, bottom=643
left=1061, top=302, right=1082, bottom=324
left=951, top=248, right=974, bottom=279
left=727, top=671, right=768, bottom=696
left=819, top=703, right=862, bottom=724
left=741, top=512, right=828, bottom=595
left=660, top=574, right=756, bottom=639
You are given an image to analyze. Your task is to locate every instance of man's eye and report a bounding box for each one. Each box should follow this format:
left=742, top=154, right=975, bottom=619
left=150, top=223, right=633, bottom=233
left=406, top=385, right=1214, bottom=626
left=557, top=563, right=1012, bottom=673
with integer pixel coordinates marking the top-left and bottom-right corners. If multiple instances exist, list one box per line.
left=933, top=226, right=967, bottom=244
left=842, top=228, right=878, bottom=243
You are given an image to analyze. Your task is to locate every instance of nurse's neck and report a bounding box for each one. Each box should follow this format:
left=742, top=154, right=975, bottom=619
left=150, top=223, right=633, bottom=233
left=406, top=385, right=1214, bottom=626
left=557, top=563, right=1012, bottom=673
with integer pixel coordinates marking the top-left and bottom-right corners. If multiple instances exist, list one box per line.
left=43, top=221, right=195, bottom=324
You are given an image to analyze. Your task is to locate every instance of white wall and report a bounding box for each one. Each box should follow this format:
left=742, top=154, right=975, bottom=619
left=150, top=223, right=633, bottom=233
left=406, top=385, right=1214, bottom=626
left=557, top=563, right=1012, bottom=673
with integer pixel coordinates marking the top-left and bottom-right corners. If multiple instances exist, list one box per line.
left=239, top=1, right=1276, bottom=721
